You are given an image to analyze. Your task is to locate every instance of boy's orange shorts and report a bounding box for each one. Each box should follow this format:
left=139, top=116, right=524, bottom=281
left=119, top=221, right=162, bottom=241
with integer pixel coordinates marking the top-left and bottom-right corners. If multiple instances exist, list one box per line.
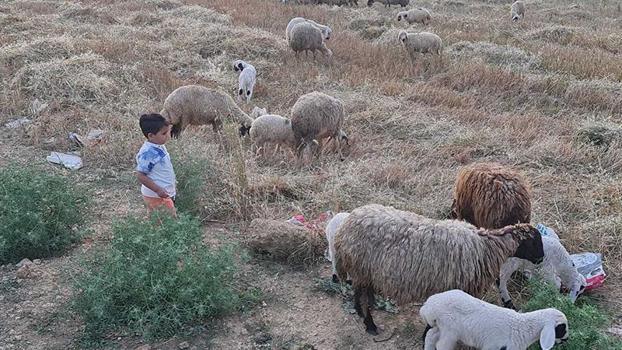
left=143, top=196, right=176, bottom=213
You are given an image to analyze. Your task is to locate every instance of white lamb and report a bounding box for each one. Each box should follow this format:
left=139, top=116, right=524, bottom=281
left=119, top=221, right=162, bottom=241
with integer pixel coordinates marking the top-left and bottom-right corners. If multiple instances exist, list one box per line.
left=421, top=289, right=569, bottom=350
left=324, top=212, right=350, bottom=283
left=498, top=235, right=588, bottom=309
left=248, top=108, right=297, bottom=156
left=233, top=60, right=256, bottom=103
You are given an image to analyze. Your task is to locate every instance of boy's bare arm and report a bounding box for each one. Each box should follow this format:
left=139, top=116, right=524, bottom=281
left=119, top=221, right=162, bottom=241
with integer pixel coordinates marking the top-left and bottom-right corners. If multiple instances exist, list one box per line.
left=136, top=172, right=169, bottom=198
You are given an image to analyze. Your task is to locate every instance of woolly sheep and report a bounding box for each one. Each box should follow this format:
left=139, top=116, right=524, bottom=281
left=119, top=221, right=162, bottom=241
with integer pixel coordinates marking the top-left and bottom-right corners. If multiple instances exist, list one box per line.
left=397, top=8, right=431, bottom=25
left=398, top=31, right=442, bottom=61
left=233, top=60, right=256, bottom=104
left=286, top=17, right=332, bottom=42
left=288, top=22, right=333, bottom=59
left=421, top=289, right=569, bottom=350
left=334, top=204, right=544, bottom=335
left=324, top=212, right=350, bottom=283
left=511, top=0, right=525, bottom=21
left=450, top=162, right=532, bottom=230
left=290, top=91, right=347, bottom=161
left=367, top=0, right=409, bottom=7
left=160, top=85, right=254, bottom=138
left=498, top=235, right=587, bottom=309
left=249, top=112, right=297, bottom=156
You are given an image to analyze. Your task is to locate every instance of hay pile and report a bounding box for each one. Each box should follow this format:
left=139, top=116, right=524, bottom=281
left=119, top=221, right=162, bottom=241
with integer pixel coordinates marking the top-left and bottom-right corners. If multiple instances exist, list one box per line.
left=247, top=219, right=326, bottom=267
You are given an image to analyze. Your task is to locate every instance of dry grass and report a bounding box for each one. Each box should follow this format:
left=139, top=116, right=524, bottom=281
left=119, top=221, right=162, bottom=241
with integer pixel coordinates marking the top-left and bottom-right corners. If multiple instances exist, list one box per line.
left=1, top=0, right=622, bottom=346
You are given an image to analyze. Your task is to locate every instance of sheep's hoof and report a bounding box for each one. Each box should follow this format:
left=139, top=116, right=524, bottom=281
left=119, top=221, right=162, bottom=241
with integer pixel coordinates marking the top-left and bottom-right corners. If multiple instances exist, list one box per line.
left=366, top=324, right=379, bottom=336
left=332, top=274, right=339, bottom=283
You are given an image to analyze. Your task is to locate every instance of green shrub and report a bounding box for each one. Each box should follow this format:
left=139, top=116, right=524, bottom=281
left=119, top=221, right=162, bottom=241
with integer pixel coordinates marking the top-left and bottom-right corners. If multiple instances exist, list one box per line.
left=74, top=212, right=242, bottom=341
left=523, top=279, right=622, bottom=350
left=0, top=166, right=88, bottom=264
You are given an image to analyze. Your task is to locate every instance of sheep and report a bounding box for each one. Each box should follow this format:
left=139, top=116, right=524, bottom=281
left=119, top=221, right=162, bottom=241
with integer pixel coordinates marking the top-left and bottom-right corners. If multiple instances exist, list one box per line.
left=290, top=91, right=347, bottom=162
left=498, top=235, right=587, bottom=309
left=396, top=8, right=431, bottom=25
left=324, top=212, right=351, bottom=283
left=511, top=0, right=525, bottom=21
left=288, top=22, right=333, bottom=59
left=249, top=112, right=297, bottom=157
left=367, top=0, right=409, bottom=7
left=285, top=17, right=332, bottom=42
left=450, top=162, right=532, bottom=230
left=421, top=289, right=569, bottom=350
left=233, top=60, right=256, bottom=104
left=333, top=203, right=544, bottom=335
left=398, top=31, right=442, bottom=61
left=160, top=85, right=254, bottom=138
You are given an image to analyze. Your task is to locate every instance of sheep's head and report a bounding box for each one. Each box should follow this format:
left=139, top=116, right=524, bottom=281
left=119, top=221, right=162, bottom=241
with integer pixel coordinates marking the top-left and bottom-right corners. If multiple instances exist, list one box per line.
left=397, top=12, right=405, bottom=21
left=398, top=31, right=408, bottom=45
left=540, top=310, right=569, bottom=349
left=512, top=14, right=520, bottom=21
left=503, top=223, right=544, bottom=264
left=233, top=60, right=245, bottom=72
left=239, top=124, right=251, bottom=137
left=250, top=106, right=267, bottom=119
left=170, top=123, right=182, bottom=139
left=568, top=273, right=587, bottom=302
left=367, top=0, right=374, bottom=6
left=321, top=27, right=332, bottom=41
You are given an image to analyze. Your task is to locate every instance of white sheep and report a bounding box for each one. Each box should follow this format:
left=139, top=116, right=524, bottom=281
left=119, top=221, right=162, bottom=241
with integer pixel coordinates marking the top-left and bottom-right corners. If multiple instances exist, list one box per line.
left=285, top=17, right=332, bottom=42
left=233, top=60, right=257, bottom=103
left=249, top=111, right=297, bottom=157
left=398, top=31, right=442, bottom=61
left=324, top=212, right=350, bottom=283
left=511, top=0, right=525, bottom=21
left=421, top=289, right=569, bottom=350
left=288, top=22, right=333, bottom=59
left=397, top=8, right=431, bottom=25
left=498, top=235, right=587, bottom=309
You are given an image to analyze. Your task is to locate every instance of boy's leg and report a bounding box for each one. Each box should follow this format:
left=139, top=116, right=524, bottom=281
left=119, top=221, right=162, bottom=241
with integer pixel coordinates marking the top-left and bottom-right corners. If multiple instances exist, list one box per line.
left=143, top=196, right=177, bottom=218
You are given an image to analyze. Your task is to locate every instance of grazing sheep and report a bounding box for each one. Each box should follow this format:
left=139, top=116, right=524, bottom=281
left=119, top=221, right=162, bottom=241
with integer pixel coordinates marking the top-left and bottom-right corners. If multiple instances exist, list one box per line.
left=249, top=112, right=297, bottom=156
left=288, top=22, right=333, bottom=59
left=233, top=60, right=257, bottom=103
left=160, top=85, right=254, bottom=138
left=398, top=31, right=443, bottom=61
left=450, top=162, right=532, bottom=230
left=286, top=17, right=332, bottom=42
left=397, top=8, right=431, bottom=25
left=498, top=235, right=587, bottom=309
left=324, top=212, right=351, bottom=283
left=334, top=204, right=544, bottom=335
left=367, top=0, right=409, bottom=7
left=421, top=289, right=569, bottom=350
left=511, top=0, right=525, bottom=21
left=290, top=91, right=347, bottom=161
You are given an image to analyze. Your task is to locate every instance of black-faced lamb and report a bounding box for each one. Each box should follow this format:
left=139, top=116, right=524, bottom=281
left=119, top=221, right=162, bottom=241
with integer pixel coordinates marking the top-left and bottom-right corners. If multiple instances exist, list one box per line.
left=290, top=91, right=347, bottom=161
left=367, top=0, right=409, bottom=7
left=398, top=31, right=443, bottom=61
left=397, top=8, right=431, bottom=25
left=285, top=17, right=332, bottom=42
left=334, top=204, right=544, bottom=335
left=288, top=22, right=333, bottom=59
left=160, top=85, right=254, bottom=138
left=233, top=60, right=256, bottom=103
left=511, top=0, right=525, bottom=21
left=498, top=235, right=587, bottom=309
left=421, top=289, right=569, bottom=350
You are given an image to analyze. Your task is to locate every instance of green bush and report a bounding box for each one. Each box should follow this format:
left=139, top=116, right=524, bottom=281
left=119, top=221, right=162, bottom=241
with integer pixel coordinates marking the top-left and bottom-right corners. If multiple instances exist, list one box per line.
left=74, top=212, right=243, bottom=341
left=0, top=166, right=88, bottom=264
left=524, top=279, right=622, bottom=350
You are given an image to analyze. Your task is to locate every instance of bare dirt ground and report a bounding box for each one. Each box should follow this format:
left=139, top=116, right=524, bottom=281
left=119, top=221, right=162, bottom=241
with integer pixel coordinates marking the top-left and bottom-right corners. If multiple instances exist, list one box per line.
left=1, top=0, right=622, bottom=348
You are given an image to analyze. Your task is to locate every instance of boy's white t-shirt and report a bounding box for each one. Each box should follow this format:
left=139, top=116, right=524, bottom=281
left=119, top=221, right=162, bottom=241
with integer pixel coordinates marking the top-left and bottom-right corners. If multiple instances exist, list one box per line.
left=135, top=141, right=176, bottom=198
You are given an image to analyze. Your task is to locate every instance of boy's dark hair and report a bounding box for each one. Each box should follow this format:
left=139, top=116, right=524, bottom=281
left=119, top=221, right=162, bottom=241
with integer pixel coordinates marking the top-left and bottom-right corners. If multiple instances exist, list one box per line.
left=139, top=113, right=170, bottom=138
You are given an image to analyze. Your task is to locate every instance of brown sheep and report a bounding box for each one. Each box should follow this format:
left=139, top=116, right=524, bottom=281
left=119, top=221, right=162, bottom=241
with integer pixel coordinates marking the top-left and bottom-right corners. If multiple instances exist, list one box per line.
left=450, top=162, right=532, bottom=229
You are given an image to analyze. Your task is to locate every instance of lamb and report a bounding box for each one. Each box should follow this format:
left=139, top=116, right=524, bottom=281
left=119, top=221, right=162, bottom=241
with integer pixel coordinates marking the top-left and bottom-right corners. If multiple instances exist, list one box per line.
left=498, top=235, right=587, bottom=309
left=396, top=8, right=431, bottom=25
left=324, top=212, right=351, bottom=283
left=334, top=204, right=544, bottom=335
left=398, top=31, right=442, bottom=61
left=233, top=60, right=256, bottom=103
left=160, top=85, right=254, bottom=138
left=511, top=0, right=525, bottom=21
left=450, top=162, right=532, bottom=230
left=367, top=0, right=409, bottom=7
left=288, top=22, right=333, bottom=59
left=285, top=17, right=332, bottom=42
left=290, top=91, right=347, bottom=161
left=421, top=289, right=569, bottom=350
left=249, top=111, right=297, bottom=156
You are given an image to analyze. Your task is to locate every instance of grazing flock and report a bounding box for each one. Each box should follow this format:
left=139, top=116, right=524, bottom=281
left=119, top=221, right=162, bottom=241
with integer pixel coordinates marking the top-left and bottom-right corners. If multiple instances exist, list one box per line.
left=153, top=0, right=585, bottom=348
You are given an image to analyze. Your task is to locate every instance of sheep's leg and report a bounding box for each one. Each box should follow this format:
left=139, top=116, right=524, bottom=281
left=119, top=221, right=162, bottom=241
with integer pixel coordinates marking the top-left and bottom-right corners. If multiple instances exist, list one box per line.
left=423, top=326, right=440, bottom=350
left=353, top=286, right=364, bottom=317
left=362, top=286, right=378, bottom=335
left=273, top=143, right=280, bottom=156
left=435, top=333, right=458, bottom=350
left=497, top=261, right=517, bottom=309
left=336, top=135, right=344, bottom=161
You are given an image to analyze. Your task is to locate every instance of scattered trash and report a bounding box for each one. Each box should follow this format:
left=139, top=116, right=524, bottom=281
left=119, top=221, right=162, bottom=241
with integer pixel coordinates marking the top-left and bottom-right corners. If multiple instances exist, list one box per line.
left=286, top=211, right=333, bottom=232
left=4, top=118, right=31, bottom=129
left=536, top=223, right=559, bottom=239
left=68, top=129, right=104, bottom=147
left=571, top=252, right=606, bottom=290
left=46, top=152, right=83, bottom=170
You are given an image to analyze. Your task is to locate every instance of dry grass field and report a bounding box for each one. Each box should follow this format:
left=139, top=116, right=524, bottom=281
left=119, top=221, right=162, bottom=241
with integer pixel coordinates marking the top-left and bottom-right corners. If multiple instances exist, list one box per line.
left=1, top=0, right=622, bottom=348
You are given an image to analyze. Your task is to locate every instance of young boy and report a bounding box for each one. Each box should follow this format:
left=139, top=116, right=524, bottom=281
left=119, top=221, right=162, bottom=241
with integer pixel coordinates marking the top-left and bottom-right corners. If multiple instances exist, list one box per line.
left=135, top=113, right=177, bottom=217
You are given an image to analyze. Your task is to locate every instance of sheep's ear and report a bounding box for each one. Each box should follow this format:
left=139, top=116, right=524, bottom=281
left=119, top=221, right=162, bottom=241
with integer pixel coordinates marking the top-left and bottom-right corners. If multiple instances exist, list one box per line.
left=539, top=322, right=556, bottom=350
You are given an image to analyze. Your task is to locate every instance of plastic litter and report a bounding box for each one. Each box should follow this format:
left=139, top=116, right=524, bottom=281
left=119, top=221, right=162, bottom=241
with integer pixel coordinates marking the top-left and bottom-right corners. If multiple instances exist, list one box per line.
left=68, top=129, right=104, bottom=147
left=4, top=118, right=31, bottom=129
left=46, top=152, right=83, bottom=170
